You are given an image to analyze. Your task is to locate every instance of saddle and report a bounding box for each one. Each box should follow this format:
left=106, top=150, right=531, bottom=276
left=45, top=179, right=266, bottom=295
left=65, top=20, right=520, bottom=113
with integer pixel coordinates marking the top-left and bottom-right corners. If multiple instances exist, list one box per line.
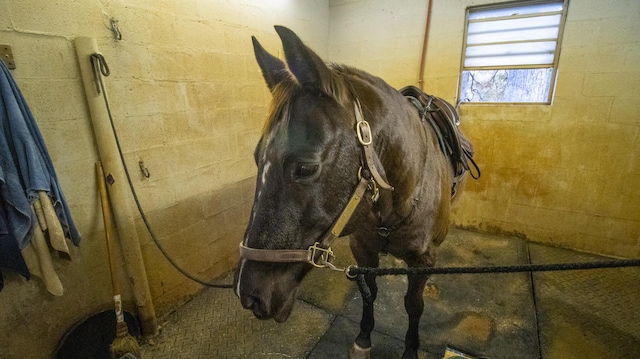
left=399, top=86, right=480, bottom=196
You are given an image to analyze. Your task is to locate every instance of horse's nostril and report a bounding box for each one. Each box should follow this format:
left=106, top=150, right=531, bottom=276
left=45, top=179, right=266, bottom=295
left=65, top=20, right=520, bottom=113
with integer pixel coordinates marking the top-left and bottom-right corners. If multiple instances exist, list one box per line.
left=241, top=295, right=259, bottom=311
left=242, top=295, right=272, bottom=319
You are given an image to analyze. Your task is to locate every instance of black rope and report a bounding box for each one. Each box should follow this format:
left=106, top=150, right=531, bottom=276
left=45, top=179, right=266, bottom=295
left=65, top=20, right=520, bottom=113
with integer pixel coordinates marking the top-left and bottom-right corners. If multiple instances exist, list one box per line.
left=90, top=53, right=109, bottom=94
left=354, top=275, right=371, bottom=300
left=90, top=53, right=232, bottom=289
left=347, top=257, right=640, bottom=277
left=347, top=256, right=640, bottom=307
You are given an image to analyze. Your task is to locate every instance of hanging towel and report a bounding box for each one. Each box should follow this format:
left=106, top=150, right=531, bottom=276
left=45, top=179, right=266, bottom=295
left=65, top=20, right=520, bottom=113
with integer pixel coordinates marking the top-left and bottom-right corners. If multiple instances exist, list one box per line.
left=0, top=60, right=80, bottom=251
left=0, top=202, right=30, bottom=290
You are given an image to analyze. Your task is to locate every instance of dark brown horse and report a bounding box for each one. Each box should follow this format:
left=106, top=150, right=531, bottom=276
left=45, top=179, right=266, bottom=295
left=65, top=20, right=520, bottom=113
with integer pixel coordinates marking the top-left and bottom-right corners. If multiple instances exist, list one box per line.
left=234, top=26, right=476, bottom=359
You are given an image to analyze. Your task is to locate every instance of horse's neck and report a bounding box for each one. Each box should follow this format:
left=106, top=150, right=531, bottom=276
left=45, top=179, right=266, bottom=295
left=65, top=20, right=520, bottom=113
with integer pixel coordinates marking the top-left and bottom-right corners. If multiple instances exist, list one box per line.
left=369, top=91, right=446, bottom=222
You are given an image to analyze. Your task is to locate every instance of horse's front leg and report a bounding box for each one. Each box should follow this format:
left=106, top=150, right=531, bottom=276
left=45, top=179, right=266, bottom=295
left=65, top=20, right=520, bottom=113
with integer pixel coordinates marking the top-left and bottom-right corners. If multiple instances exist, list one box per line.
left=350, top=273, right=377, bottom=359
left=403, top=272, right=429, bottom=359
left=402, top=250, right=436, bottom=359
left=349, top=239, right=379, bottom=359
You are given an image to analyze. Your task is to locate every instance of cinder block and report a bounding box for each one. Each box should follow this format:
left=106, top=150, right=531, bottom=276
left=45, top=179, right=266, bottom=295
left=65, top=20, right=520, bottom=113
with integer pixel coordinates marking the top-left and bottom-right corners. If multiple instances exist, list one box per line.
left=148, top=47, right=198, bottom=82
left=173, top=165, right=222, bottom=202
left=0, top=33, right=77, bottom=79
left=124, top=79, right=188, bottom=117
left=133, top=0, right=199, bottom=18
left=7, top=0, right=103, bottom=37
left=117, top=5, right=178, bottom=47
left=609, top=96, right=640, bottom=124
left=551, top=95, right=613, bottom=123
left=584, top=72, right=640, bottom=98
left=175, top=18, right=225, bottom=52
left=217, top=157, right=256, bottom=185
left=113, top=114, right=166, bottom=152
left=18, top=78, right=87, bottom=121
left=130, top=173, right=178, bottom=210
left=559, top=45, right=630, bottom=73
left=99, top=41, right=153, bottom=80
left=553, top=71, right=585, bottom=97
left=566, top=0, right=639, bottom=22
left=0, top=2, right=11, bottom=29
left=223, top=24, right=254, bottom=54
left=184, top=81, right=228, bottom=112
left=562, top=19, right=598, bottom=48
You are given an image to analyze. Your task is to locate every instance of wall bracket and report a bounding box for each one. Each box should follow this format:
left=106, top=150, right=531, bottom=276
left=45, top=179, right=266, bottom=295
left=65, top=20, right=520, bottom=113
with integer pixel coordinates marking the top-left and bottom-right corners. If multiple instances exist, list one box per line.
left=1, top=45, right=16, bottom=69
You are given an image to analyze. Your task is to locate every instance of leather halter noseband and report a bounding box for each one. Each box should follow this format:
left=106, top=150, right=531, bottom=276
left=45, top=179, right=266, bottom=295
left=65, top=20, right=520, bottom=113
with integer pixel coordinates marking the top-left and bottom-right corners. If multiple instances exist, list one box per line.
left=239, top=100, right=393, bottom=269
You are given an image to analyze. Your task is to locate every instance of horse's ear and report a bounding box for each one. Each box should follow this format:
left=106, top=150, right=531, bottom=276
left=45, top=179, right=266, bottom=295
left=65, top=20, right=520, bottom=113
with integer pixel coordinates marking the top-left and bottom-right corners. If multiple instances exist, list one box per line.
left=274, top=25, right=333, bottom=95
left=252, top=36, right=289, bottom=91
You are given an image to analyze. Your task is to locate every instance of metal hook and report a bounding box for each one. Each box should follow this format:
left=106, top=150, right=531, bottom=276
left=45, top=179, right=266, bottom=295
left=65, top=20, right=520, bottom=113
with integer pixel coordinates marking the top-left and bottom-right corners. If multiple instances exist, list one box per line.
left=110, top=18, right=122, bottom=40
left=456, top=97, right=470, bottom=110
left=139, top=161, right=150, bottom=178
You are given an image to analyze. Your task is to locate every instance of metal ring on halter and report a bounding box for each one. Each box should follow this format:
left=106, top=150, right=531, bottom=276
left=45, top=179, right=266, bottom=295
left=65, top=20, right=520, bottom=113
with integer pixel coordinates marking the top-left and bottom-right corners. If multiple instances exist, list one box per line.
left=345, top=265, right=358, bottom=279
left=357, top=167, right=380, bottom=202
left=308, top=242, right=335, bottom=268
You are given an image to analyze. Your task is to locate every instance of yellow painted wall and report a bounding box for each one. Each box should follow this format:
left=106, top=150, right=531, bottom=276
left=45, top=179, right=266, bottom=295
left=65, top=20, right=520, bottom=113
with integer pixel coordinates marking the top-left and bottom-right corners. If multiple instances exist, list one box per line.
left=330, top=0, right=427, bottom=88
left=1, top=0, right=638, bottom=356
left=0, top=1, right=328, bottom=357
left=330, top=0, right=640, bottom=258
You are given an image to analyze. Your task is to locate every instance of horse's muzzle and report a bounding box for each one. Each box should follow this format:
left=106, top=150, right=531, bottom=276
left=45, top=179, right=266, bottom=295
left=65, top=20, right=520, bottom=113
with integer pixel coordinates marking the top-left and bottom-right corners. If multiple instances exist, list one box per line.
left=241, top=294, right=270, bottom=320
left=234, top=260, right=300, bottom=323
left=240, top=291, right=295, bottom=323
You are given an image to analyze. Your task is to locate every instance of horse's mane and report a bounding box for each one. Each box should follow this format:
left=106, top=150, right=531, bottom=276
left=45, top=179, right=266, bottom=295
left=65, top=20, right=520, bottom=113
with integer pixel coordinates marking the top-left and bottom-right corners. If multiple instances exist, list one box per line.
left=261, top=64, right=382, bottom=137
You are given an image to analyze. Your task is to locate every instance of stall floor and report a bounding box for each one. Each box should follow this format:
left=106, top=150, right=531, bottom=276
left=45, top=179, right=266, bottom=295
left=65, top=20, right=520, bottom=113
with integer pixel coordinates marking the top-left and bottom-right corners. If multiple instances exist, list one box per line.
left=140, top=228, right=640, bottom=359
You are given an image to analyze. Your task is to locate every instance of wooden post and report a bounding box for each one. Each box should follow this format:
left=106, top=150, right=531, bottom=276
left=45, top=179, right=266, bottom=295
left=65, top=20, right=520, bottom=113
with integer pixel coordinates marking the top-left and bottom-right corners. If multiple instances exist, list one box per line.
left=74, top=37, right=158, bottom=336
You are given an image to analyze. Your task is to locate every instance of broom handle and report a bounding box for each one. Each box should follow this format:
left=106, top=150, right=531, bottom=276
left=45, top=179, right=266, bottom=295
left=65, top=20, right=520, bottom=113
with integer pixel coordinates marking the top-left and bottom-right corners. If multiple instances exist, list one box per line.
left=96, top=162, right=122, bottom=302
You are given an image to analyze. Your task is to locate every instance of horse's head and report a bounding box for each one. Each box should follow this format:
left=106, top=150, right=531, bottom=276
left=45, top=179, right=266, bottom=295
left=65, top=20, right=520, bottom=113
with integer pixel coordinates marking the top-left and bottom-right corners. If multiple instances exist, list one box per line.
left=233, top=26, right=370, bottom=322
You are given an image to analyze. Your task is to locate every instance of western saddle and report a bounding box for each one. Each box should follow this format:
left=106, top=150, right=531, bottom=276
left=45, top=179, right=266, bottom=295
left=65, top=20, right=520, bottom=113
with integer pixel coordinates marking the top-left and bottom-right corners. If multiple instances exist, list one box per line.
left=399, top=86, right=480, bottom=197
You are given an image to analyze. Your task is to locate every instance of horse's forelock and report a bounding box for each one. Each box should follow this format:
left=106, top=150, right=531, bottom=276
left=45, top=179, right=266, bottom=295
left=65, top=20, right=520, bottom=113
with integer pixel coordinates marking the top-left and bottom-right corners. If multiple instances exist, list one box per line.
left=262, top=79, right=296, bottom=138
left=260, top=65, right=366, bottom=144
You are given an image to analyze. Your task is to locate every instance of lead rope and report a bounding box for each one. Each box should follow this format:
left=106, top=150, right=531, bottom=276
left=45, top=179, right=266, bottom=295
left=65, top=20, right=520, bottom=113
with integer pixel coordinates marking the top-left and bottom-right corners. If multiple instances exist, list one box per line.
left=90, top=53, right=232, bottom=289
left=346, top=256, right=640, bottom=299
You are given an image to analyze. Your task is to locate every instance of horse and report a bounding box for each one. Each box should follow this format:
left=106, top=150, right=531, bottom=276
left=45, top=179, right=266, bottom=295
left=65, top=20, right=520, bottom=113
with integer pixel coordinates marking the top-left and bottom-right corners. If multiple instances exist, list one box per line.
left=233, top=25, right=477, bottom=359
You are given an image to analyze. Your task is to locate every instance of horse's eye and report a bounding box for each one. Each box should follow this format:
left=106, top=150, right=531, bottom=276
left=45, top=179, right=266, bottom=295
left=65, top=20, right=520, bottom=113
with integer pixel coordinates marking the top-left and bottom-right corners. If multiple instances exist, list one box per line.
left=295, top=163, right=320, bottom=179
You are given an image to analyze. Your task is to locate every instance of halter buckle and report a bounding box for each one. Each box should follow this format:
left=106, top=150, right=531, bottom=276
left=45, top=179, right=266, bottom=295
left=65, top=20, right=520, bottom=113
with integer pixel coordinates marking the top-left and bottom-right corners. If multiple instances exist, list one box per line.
left=308, top=242, right=335, bottom=268
left=356, top=120, right=372, bottom=146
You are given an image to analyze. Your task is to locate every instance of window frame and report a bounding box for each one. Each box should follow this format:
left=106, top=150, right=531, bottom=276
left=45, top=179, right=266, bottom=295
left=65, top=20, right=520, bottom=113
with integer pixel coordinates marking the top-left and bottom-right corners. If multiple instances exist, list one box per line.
left=457, top=0, right=570, bottom=105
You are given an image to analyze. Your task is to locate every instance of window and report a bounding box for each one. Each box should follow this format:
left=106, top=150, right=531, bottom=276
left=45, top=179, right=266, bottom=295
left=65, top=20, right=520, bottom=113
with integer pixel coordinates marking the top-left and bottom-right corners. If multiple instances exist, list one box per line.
left=458, top=0, right=568, bottom=104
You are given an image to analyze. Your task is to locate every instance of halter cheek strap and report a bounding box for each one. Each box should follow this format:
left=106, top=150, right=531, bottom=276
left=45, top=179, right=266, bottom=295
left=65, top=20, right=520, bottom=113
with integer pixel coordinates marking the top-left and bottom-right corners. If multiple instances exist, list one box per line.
left=238, top=100, right=393, bottom=269
left=238, top=174, right=370, bottom=268
left=354, top=100, right=393, bottom=191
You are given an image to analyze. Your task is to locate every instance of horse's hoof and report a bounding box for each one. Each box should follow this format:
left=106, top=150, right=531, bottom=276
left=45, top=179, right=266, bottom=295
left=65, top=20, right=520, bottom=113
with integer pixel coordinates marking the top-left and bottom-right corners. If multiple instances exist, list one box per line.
left=349, top=343, right=371, bottom=359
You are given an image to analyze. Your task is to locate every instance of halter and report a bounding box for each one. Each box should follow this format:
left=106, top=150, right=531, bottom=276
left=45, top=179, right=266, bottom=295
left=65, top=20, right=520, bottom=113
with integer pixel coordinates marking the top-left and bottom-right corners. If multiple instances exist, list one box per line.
left=239, top=100, right=393, bottom=271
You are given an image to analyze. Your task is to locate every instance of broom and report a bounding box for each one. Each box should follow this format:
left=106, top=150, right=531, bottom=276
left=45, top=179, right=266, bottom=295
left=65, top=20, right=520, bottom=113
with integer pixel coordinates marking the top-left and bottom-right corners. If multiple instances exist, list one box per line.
left=96, top=162, right=141, bottom=359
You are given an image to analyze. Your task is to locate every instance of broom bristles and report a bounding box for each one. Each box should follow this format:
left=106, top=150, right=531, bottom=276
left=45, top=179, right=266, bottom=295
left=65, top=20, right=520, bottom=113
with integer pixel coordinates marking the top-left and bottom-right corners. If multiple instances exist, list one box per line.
left=110, top=320, right=141, bottom=359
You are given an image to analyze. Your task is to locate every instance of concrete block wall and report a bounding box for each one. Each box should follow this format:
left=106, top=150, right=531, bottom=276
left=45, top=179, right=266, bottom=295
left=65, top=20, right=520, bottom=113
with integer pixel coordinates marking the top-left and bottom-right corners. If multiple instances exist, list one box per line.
left=329, top=0, right=428, bottom=88
left=0, top=1, right=328, bottom=357
left=330, top=0, right=640, bottom=258
left=1, top=0, right=638, bottom=356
